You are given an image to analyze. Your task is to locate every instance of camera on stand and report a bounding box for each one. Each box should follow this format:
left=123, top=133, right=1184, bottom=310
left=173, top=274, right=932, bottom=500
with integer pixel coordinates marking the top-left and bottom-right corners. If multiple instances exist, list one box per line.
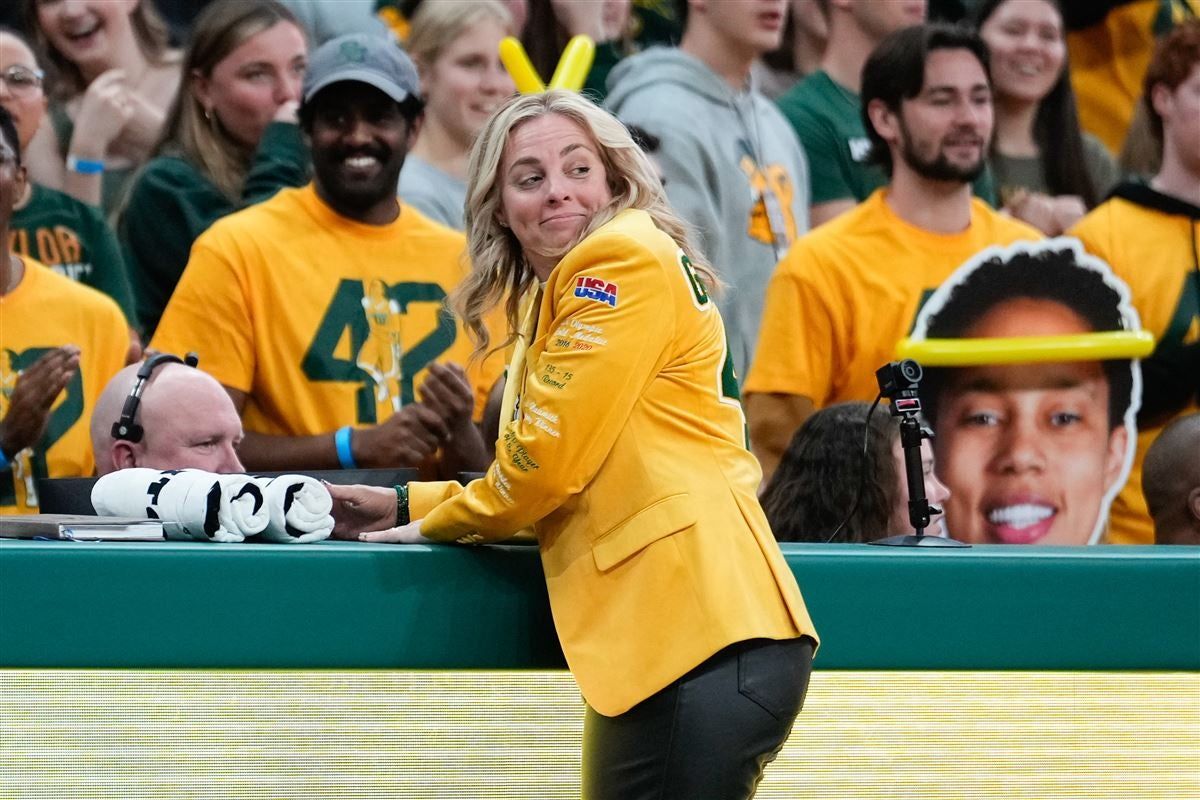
left=869, top=360, right=968, bottom=548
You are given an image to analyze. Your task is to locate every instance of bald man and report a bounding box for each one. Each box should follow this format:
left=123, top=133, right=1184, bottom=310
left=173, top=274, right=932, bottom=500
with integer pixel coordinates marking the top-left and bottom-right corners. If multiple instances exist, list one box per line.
left=90, top=362, right=244, bottom=476
left=1143, top=414, right=1200, bottom=546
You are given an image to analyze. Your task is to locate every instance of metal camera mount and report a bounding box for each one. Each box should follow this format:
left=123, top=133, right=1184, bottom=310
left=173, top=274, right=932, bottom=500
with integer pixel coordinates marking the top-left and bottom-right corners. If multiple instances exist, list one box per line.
left=869, top=360, right=968, bottom=548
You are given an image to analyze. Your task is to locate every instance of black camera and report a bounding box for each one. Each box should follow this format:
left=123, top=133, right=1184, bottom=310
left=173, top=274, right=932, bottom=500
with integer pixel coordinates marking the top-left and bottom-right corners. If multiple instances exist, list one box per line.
left=875, top=359, right=923, bottom=400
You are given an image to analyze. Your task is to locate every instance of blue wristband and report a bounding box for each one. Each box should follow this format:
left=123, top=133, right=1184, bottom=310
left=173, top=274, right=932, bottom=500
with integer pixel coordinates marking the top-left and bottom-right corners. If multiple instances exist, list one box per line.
left=0, top=447, right=9, bottom=471
left=66, top=155, right=105, bottom=175
left=334, top=425, right=358, bottom=470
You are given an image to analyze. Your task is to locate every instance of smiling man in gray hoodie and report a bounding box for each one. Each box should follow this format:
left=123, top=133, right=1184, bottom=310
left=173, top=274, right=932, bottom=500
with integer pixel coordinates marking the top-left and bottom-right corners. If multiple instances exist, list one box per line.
left=606, top=0, right=809, bottom=383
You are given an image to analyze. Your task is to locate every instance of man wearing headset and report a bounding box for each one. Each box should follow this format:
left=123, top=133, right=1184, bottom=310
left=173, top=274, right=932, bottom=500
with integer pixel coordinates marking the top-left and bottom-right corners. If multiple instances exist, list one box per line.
left=89, top=356, right=244, bottom=477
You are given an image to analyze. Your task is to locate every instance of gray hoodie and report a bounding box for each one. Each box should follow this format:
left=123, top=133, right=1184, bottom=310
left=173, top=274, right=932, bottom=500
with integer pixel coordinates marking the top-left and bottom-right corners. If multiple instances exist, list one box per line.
left=606, top=47, right=809, bottom=382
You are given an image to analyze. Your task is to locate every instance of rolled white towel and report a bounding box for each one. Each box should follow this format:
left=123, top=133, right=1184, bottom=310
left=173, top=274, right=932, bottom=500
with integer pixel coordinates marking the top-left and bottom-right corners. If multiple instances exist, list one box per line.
left=92, top=469, right=268, bottom=542
left=217, top=475, right=270, bottom=539
left=253, top=475, right=334, bottom=543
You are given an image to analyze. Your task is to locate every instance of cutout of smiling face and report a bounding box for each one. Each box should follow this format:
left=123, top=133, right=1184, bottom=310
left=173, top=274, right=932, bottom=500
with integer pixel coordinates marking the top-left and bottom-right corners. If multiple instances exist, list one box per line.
left=934, top=297, right=1129, bottom=545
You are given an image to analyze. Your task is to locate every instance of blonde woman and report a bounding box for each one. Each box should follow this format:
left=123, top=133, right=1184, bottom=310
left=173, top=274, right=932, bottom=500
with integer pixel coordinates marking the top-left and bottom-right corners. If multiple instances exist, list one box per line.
left=330, top=90, right=818, bottom=800
left=22, top=0, right=181, bottom=213
left=117, top=0, right=308, bottom=338
left=398, top=0, right=515, bottom=229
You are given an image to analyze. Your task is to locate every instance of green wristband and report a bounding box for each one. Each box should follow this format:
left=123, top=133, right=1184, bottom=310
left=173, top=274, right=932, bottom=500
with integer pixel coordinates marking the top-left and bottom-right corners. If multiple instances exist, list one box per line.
left=395, top=484, right=410, bottom=527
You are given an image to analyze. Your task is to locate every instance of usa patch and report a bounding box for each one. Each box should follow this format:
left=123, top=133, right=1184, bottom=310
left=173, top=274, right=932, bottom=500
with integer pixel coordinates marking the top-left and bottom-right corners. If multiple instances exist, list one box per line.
left=573, top=276, right=618, bottom=307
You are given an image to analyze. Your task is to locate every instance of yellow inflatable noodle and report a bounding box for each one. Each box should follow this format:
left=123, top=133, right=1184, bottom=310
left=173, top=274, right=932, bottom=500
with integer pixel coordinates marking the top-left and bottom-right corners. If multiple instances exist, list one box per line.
left=549, top=35, right=596, bottom=91
left=896, top=331, right=1156, bottom=366
left=500, top=37, right=545, bottom=94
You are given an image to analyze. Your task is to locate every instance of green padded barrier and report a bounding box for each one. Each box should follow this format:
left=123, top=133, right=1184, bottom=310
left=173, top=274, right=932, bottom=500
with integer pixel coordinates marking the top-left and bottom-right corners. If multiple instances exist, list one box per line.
left=1, top=541, right=1197, bottom=669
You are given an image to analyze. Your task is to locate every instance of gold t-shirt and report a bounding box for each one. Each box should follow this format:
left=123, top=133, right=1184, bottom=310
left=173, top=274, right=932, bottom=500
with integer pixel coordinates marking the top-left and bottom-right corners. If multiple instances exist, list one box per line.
left=152, top=185, right=503, bottom=440
left=746, top=189, right=1040, bottom=405
left=0, top=258, right=128, bottom=513
left=1071, top=192, right=1200, bottom=544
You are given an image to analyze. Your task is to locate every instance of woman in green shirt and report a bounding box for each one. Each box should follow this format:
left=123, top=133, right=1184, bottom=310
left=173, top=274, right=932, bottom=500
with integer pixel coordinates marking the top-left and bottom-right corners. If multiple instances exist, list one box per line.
left=118, top=0, right=310, bottom=339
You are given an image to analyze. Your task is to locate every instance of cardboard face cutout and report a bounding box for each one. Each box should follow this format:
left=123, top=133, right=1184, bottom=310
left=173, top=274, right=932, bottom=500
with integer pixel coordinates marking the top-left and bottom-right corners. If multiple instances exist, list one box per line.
left=909, top=238, right=1143, bottom=545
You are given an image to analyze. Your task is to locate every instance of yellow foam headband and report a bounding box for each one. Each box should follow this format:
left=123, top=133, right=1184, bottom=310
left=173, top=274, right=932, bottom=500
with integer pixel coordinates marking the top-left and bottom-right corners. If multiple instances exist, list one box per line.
left=896, top=331, right=1156, bottom=366
left=499, top=35, right=596, bottom=94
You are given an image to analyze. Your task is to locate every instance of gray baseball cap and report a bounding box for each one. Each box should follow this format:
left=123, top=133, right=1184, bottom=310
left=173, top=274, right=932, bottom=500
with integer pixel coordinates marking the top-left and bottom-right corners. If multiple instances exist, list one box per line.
left=302, top=33, right=420, bottom=105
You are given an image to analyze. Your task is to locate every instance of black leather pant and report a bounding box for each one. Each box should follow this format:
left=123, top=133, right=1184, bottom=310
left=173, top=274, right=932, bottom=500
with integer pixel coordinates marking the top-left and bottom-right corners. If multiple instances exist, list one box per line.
left=581, top=635, right=815, bottom=800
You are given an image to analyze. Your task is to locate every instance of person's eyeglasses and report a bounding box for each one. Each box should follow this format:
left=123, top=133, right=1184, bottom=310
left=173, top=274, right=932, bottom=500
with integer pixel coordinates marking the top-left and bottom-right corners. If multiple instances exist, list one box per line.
left=0, top=66, right=45, bottom=97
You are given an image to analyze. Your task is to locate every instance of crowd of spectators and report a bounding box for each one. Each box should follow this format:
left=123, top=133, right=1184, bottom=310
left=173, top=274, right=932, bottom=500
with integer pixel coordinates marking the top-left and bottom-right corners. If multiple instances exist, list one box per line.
left=2, top=0, right=1197, bottom=546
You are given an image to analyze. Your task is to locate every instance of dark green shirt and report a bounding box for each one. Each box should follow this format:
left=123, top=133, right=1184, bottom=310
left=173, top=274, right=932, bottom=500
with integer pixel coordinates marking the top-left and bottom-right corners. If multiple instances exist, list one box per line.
left=777, top=70, right=997, bottom=206
left=10, top=183, right=138, bottom=327
left=119, top=122, right=308, bottom=339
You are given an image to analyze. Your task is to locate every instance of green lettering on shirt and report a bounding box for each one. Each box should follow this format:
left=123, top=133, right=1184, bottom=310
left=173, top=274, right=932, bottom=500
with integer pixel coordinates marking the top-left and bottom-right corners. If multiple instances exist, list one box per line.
left=679, top=254, right=710, bottom=308
left=301, top=279, right=456, bottom=424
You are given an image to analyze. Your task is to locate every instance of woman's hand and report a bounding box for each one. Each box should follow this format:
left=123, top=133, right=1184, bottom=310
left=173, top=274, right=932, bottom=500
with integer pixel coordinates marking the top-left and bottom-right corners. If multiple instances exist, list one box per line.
left=70, top=69, right=135, bottom=159
left=327, top=483, right=398, bottom=540
left=358, top=519, right=433, bottom=544
left=273, top=100, right=300, bottom=124
left=550, top=0, right=607, bottom=40
left=551, top=0, right=630, bottom=41
left=1005, top=190, right=1055, bottom=234
left=120, top=87, right=168, bottom=153
left=1047, top=194, right=1087, bottom=233
left=1006, top=190, right=1087, bottom=235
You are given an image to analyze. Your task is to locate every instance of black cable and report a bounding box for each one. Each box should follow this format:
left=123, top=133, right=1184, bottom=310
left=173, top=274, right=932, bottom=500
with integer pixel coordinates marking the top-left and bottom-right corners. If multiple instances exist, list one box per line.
left=824, top=393, right=883, bottom=543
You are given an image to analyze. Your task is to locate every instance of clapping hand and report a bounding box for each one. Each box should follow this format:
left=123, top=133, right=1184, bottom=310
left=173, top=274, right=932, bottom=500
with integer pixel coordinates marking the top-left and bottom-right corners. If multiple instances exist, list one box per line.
left=345, top=363, right=488, bottom=471
left=353, top=404, right=448, bottom=467
left=419, top=362, right=490, bottom=474
left=419, top=362, right=476, bottom=435
left=0, top=346, right=80, bottom=458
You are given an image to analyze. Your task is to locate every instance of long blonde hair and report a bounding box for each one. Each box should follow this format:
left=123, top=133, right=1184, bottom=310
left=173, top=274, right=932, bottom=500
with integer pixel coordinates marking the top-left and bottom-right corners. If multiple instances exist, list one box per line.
left=406, top=0, right=513, bottom=69
left=151, top=0, right=303, bottom=200
left=454, top=90, right=717, bottom=357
